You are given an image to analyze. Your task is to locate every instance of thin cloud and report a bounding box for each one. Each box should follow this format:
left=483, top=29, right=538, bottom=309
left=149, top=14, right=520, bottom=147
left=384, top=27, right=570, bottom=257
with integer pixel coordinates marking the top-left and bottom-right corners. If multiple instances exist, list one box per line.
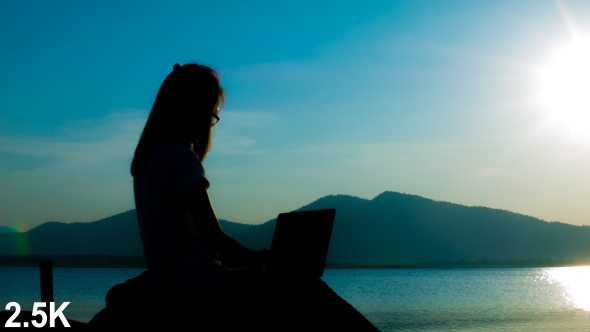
left=0, top=111, right=146, bottom=227
left=212, top=110, right=280, bottom=156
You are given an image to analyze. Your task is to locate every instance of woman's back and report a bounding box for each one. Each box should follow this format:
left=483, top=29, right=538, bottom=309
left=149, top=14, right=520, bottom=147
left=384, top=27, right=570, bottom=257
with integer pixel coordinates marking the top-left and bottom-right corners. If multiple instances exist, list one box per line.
left=134, top=142, right=229, bottom=292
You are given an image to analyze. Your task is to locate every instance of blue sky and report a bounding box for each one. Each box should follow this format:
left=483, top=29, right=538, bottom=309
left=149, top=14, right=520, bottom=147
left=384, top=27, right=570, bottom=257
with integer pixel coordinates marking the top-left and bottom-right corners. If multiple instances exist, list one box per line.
left=1, top=0, right=590, bottom=229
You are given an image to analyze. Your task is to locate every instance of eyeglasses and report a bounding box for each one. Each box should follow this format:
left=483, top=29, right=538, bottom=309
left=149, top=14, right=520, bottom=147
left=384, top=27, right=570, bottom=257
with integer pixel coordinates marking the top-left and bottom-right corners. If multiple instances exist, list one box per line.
left=211, top=113, right=220, bottom=126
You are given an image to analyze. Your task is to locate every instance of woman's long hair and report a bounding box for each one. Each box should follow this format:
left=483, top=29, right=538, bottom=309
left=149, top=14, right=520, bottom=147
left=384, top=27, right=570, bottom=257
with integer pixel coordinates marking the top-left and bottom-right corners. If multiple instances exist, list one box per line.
left=131, top=63, right=225, bottom=177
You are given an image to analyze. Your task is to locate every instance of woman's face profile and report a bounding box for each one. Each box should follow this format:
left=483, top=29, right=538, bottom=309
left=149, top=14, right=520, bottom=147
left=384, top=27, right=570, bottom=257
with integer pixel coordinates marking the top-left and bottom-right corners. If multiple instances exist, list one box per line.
left=191, top=104, right=220, bottom=161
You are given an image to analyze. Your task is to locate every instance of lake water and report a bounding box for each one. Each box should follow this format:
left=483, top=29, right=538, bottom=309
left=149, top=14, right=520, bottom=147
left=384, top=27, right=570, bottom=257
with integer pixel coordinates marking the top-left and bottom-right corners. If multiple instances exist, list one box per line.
left=1, top=266, right=590, bottom=331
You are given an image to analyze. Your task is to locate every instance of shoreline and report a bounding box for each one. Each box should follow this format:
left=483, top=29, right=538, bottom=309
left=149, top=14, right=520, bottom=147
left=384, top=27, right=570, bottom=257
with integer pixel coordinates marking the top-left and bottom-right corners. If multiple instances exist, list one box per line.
left=1, top=254, right=589, bottom=269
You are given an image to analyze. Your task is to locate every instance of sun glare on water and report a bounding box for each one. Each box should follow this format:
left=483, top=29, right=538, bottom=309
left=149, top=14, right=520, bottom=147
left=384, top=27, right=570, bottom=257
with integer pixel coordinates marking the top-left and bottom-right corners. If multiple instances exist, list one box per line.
left=537, top=35, right=590, bottom=138
left=544, top=266, right=590, bottom=312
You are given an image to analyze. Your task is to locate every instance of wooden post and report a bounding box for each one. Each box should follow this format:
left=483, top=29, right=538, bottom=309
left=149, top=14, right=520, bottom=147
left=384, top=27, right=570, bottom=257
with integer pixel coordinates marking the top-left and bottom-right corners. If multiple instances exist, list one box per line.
left=40, top=260, right=54, bottom=304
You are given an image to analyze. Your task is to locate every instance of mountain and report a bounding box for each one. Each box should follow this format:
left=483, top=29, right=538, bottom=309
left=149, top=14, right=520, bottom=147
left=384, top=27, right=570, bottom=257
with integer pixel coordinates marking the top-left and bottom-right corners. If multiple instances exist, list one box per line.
left=27, top=211, right=144, bottom=256
left=294, top=192, right=590, bottom=266
left=1, top=191, right=589, bottom=267
left=0, top=226, right=17, bottom=233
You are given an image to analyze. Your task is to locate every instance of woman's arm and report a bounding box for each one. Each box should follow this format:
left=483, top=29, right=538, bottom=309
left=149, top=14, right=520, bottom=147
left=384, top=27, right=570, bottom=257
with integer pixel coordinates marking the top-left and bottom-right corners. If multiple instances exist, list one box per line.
left=181, top=183, right=257, bottom=268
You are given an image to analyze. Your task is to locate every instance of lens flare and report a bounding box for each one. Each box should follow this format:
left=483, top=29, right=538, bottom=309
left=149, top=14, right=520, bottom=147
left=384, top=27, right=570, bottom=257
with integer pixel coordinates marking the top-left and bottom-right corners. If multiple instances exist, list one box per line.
left=9, top=219, right=33, bottom=255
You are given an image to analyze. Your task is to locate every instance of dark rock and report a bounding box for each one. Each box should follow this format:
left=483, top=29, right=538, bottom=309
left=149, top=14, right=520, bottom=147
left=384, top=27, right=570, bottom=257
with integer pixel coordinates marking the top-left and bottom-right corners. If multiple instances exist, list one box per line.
left=88, top=271, right=378, bottom=331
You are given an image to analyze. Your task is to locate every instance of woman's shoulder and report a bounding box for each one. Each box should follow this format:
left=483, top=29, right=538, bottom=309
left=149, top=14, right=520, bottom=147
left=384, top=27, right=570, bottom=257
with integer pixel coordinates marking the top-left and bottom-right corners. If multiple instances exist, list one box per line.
left=153, top=142, right=205, bottom=174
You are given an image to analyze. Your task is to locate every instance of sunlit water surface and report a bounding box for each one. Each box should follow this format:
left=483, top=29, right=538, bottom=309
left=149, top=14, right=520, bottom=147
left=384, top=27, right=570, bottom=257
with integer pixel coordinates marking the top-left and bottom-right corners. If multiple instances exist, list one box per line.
left=1, top=266, right=589, bottom=331
left=322, top=267, right=590, bottom=331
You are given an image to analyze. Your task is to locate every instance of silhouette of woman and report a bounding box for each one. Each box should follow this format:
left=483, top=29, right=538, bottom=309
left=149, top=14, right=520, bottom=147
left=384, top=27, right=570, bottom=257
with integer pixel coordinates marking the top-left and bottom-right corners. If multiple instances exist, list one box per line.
left=125, top=64, right=378, bottom=331
left=131, top=63, right=264, bottom=293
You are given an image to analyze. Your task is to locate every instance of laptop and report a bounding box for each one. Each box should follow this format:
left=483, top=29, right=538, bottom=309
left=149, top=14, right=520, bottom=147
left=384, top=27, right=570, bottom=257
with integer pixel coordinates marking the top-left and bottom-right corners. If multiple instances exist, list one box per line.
left=268, top=208, right=336, bottom=279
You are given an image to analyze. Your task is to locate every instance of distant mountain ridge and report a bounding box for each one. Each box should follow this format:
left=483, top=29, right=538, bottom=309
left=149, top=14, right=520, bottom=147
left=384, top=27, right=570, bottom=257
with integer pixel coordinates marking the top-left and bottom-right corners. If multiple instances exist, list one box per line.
left=0, top=226, right=17, bottom=233
left=1, top=191, right=589, bottom=267
left=298, top=192, right=590, bottom=266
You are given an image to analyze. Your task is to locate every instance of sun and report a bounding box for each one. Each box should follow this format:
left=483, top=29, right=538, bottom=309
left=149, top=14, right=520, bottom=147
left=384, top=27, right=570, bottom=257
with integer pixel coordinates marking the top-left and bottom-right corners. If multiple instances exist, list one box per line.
left=537, top=35, right=590, bottom=137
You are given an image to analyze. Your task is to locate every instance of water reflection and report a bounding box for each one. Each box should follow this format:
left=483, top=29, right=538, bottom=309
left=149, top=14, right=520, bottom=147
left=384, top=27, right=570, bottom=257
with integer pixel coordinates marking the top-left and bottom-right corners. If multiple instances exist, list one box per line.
left=541, top=266, right=590, bottom=312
